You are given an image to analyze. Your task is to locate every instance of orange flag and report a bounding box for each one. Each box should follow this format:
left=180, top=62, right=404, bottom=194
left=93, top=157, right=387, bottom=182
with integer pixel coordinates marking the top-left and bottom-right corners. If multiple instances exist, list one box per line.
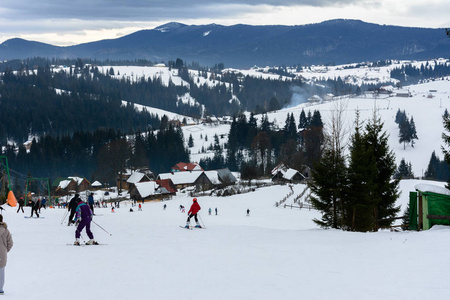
left=7, top=191, right=17, bottom=207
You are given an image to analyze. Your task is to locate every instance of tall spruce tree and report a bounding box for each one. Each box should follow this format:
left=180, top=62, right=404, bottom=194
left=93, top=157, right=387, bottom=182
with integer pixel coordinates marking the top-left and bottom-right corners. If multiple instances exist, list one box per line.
left=309, top=141, right=347, bottom=229
left=363, top=114, right=400, bottom=228
left=309, top=105, right=347, bottom=229
left=346, top=112, right=377, bottom=231
left=441, top=111, right=450, bottom=188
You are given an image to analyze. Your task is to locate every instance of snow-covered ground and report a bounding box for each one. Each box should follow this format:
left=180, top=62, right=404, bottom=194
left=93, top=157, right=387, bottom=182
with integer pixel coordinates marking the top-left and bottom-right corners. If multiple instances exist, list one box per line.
left=3, top=179, right=450, bottom=300
left=256, top=77, right=450, bottom=177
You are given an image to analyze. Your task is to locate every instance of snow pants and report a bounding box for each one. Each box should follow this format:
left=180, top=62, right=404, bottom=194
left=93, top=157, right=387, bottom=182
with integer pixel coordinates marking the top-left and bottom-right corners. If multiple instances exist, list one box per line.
left=0, top=267, right=5, bottom=292
left=75, top=218, right=94, bottom=239
left=187, top=213, right=198, bottom=223
left=68, top=209, right=76, bottom=225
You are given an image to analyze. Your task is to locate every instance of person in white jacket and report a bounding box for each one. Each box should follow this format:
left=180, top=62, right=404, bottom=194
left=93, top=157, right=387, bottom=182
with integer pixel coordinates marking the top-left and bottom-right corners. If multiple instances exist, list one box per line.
left=0, top=214, right=13, bottom=295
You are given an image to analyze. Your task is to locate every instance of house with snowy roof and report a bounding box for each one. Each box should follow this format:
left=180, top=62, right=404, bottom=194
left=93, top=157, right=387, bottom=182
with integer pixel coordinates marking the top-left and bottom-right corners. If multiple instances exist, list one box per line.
left=271, top=164, right=305, bottom=183
left=53, top=176, right=91, bottom=195
left=116, top=169, right=154, bottom=191
left=129, top=179, right=177, bottom=201
left=157, top=171, right=211, bottom=190
left=204, top=168, right=237, bottom=188
left=171, top=162, right=203, bottom=173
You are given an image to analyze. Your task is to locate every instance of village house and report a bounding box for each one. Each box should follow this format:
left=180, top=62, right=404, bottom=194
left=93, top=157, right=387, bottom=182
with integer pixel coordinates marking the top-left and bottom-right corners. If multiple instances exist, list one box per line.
left=204, top=168, right=237, bottom=188
left=171, top=162, right=203, bottom=173
left=129, top=180, right=176, bottom=201
left=116, top=168, right=155, bottom=191
left=53, top=176, right=91, bottom=196
left=271, top=164, right=305, bottom=183
left=157, top=171, right=212, bottom=191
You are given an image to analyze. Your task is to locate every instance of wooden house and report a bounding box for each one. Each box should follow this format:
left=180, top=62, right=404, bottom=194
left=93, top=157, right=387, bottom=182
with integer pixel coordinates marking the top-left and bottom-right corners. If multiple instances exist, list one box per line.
left=129, top=179, right=177, bottom=201
left=271, top=164, right=305, bottom=183
left=53, top=176, right=91, bottom=195
left=157, top=171, right=212, bottom=191
left=171, top=162, right=203, bottom=173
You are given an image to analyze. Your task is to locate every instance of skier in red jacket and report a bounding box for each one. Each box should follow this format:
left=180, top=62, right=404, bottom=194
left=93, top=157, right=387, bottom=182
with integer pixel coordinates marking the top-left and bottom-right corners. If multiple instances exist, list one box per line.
left=185, top=198, right=201, bottom=228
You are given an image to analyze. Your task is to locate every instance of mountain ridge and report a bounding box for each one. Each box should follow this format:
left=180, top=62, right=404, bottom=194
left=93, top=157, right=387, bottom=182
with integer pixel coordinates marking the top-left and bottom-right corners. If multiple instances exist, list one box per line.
left=0, top=19, right=448, bottom=67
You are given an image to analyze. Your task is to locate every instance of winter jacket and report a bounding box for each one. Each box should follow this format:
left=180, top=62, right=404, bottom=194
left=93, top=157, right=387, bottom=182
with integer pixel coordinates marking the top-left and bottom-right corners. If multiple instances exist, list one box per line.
left=188, top=201, right=201, bottom=215
left=69, top=196, right=80, bottom=211
left=88, top=195, right=94, bottom=206
left=0, top=222, right=13, bottom=268
left=75, top=201, right=93, bottom=221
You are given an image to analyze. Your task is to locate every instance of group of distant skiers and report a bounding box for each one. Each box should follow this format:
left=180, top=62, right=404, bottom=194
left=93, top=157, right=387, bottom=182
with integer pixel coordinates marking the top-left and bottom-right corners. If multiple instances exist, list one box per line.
left=16, top=197, right=47, bottom=218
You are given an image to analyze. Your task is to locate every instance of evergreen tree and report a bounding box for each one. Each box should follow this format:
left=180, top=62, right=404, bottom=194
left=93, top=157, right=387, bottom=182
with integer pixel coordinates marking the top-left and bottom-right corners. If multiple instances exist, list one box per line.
left=398, top=117, right=411, bottom=149
left=345, top=112, right=377, bottom=231
left=284, top=113, right=297, bottom=141
left=409, top=116, right=418, bottom=148
left=363, top=114, right=400, bottom=228
left=298, top=109, right=308, bottom=129
left=309, top=142, right=347, bottom=229
left=394, top=158, right=414, bottom=179
left=441, top=111, right=450, bottom=188
left=188, top=134, right=194, bottom=148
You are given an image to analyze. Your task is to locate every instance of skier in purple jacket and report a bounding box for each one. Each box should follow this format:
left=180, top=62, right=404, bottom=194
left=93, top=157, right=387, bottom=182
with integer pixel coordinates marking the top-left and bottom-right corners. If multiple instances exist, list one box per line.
left=73, top=199, right=98, bottom=245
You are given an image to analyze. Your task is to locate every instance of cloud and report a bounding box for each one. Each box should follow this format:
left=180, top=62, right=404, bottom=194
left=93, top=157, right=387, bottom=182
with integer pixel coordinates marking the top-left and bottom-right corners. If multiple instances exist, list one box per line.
left=0, top=0, right=369, bottom=21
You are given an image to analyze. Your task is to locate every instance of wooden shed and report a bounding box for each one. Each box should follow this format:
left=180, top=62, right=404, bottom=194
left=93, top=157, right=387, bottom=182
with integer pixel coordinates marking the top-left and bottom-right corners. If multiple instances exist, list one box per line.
left=409, top=184, right=450, bottom=230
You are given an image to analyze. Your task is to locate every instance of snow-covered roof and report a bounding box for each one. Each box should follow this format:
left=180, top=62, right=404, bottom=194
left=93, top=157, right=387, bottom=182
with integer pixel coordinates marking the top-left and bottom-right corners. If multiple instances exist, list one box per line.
left=283, top=168, right=301, bottom=180
left=68, top=176, right=85, bottom=185
left=134, top=181, right=159, bottom=198
left=271, top=163, right=288, bottom=176
left=127, top=172, right=146, bottom=184
left=158, top=172, right=203, bottom=185
left=272, top=167, right=305, bottom=181
left=172, top=162, right=203, bottom=172
left=415, top=184, right=450, bottom=196
left=204, top=171, right=221, bottom=185
left=91, top=181, right=102, bottom=187
left=59, top=180, right=72, bottom=189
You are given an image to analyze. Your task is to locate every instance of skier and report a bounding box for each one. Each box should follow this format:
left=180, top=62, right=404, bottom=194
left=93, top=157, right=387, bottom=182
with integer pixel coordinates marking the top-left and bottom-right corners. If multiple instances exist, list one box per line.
left=88, top=193, right=95, bottom=215
left=215, top=207, right=218, bottom=215
left=29, top=199, right=40, bottom=218
left=208, top=208, right=212, bottom=215
left=247, top=209, right=250, bottom=216
left=163, top=204, right=167, bottom=210
left=16, top=197, right=25, bottom=213
left=138, top=204, right=142, bottom=211
left=0, top=215, right=13, bottom=295
left=185, top=198, right=201, bottom=228
left=68, top=194, right=80, bottom=226
left=41, top=197, right=47, bottom=210
left=73, top=198, right=98, bottom=245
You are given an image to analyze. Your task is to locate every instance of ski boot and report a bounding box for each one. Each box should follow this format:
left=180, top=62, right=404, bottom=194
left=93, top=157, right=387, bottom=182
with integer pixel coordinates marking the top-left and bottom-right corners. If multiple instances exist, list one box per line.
left=74, top=239, right=80, bottom=246
left=86, top=239, right=99, bottom=245
left=195, top=223, right=202, bottom=228
left=185, top=222, right=190, bottom=229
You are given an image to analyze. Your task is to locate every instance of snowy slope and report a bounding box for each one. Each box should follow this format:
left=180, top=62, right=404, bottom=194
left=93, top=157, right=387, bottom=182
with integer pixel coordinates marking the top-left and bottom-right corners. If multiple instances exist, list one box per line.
left=3, top=179, right=450, bottom=300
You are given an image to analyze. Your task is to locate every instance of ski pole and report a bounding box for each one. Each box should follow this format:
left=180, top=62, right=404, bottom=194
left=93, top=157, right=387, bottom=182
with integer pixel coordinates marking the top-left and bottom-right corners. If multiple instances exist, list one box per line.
left=92, top=220, right=112, bottom=236
left=198, top=213, right=206, bottom=228
left=61, top=210, right=69, bottom=225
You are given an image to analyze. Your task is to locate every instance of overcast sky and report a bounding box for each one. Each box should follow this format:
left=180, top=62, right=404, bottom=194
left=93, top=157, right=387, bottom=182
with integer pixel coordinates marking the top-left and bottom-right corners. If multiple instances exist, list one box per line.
left=0, top=0, right=448, bottom=46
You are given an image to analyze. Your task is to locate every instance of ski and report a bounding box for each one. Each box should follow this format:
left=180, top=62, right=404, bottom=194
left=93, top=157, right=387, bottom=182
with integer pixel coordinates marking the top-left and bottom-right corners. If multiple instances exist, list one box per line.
left=180, top=225, right=206, bottom=230
left=24, top=216, right=45, bottom=219
left=67, top=243, right=107, bottom=246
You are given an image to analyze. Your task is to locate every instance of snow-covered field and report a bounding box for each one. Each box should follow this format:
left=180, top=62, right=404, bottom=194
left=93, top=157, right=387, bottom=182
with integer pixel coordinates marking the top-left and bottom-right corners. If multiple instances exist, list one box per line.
left=264, top=77, right=450, bottom=177
left=3, top=179, right=450, bottom=300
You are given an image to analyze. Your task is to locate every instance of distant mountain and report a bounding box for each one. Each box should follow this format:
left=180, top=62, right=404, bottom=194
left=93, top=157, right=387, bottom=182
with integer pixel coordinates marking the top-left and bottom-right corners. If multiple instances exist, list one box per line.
left=0, top=19, right=448, bottom=67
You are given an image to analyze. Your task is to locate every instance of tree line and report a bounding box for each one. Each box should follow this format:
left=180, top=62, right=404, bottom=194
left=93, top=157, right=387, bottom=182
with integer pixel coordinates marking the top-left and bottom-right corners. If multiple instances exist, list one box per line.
left=200, top=109, right=324, bottom=179
left=3, top=122, right=189, bottom=192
